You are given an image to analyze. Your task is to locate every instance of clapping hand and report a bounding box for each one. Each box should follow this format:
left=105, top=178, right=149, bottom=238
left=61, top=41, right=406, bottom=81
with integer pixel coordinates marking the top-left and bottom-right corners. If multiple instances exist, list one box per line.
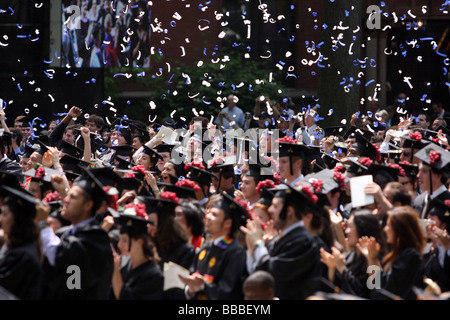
left=356, top=236, right=380, bottom=262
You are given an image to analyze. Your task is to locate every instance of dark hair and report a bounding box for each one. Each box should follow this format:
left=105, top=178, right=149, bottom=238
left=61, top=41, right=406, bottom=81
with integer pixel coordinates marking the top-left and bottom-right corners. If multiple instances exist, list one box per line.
left=352, top=209, right=386, bottom=256
left=11, top=128, right=23, bottom=145
left=154, top=206, right=188, bottom=253
left=3, top=195, right=41, bottom=256
left=381, top=206, right=425, bottom=270
left=386, top=182, right=412, bottom=206
left=244, top=270, right=275, bottom=290
left=130, top=233, right=155, bottom=259
left=179, top=200, right=204, bottom=237
left=189, top=116, right=209, bottom=129
left=87, top=114, right=105, bottom=129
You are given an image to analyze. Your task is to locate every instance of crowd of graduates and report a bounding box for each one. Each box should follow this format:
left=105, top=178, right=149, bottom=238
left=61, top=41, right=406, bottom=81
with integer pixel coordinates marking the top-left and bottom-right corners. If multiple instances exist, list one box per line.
left=0, top=94, right=449, bottom=301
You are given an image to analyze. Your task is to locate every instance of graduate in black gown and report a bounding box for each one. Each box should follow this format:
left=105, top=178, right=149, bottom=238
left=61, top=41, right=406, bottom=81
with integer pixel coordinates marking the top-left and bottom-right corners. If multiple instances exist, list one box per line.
left=38, top=169, right=114, bottom=299
left=111, top=202, right=163, bottom=300
left=0, top=186, right=43, bottom=300
left=140, top=191, right=195, bottom=300
left=422, top=199, right=450, bottom=293
left=181, top=193, right=250, bottom=300
left=242, top=182, right=322, bottom=300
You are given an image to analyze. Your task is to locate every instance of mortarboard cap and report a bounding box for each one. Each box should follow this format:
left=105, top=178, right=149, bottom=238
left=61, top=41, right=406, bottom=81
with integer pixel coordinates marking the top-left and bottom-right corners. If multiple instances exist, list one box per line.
left=118, top=175, right=143, bottom=193
left=109, top=145, right=136, bottom=158
left=142, top=192, right=180, bottom=216
left=0, top=170, right=23, bottom=192
left=163, top=180, right=198, bottom=199
left=24, top=166, right=64, bottom=185
left=60, top=154, right=90, bottom=174
left=352, top=132, right=379, bottom=161
left=401, top=132, right=430, bottom=150
left=414, top=143, right=450, bottom=171
left=345, top=157, right=371, bottom=176
left=186, top=164, right=213, bottom=188
left=0, top=185, right=41, bottom=218
left=398, top=162, right=419, bottom=178
left=59, top=140, right=84, bottom=158
left=117, top=203, right=150, bottom=237
left=86, top=166, right=123, bottom=187
left=73, top=167, right=108, bottom=213
left=154, top=143, right=175, bottom=154
left=427, top=198, right=450, bottom=228
left=323, top=125, right=347, bottom=137
left=141, top=145, right=163, bottom=163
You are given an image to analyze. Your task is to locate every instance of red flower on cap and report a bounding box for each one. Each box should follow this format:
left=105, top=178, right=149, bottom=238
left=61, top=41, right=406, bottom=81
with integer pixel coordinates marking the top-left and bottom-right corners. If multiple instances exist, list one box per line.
left=373, top=144, right=382, bottom=162
left=176, top=179, right=201, bottom=191
left=184, top=161, right=205, bottom=171
left=35, top=166, right=46, bottom=180
left=277, top=136, right=297, bottom=144
left=309, top=178, right=323, bottom=194
left=333, top=171, right=346, bottom=190
left=160, top=191, right=179, bottom=204
left=300, top=185, right=319, bottom=204
left=444, top=200, right=450, bottom=207
left=273, top=173, right=282, bottom=185
left=209, top=156, right=223, bottom=168
left=125, top=172, right=136, bottom=179
left=124, top=202, right=147, bottom=219
left=256, top=179, right=276, bottom=194
left=132, top=165, right=147, bottom=175
left=43, top=191, right=61, bottom=203
left=233, top=197, right=250, bottom=215
left=358, top=157, right=373, bottom=167
left=408, top=131, right=422, bottom=141
left=388, top=163, right=406, bottom=177
left=399, top=160, right=412, bottom=165
left=429, top=150, right=441, bottom=167
left=431, top=137, right=441, bottom=145
left=333, top=164, right=346, bottom=173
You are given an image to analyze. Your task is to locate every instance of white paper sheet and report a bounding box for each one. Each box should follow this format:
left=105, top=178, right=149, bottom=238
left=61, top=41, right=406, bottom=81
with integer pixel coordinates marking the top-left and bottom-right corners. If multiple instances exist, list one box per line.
left=163, top=261, right=190, bottom=291
left=350, top=175, right=374, bottom=208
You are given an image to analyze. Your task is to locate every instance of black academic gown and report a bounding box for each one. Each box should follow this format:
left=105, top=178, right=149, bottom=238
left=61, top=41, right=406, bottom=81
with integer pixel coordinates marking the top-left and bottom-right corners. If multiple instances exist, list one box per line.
left=370, top=248, right=423, bottom=300
left=42, top=219, right=114, bottom=300
left=423, top=243, right=450, bottom=293
left=334, top=249, right=370, bottom=298
left=0, top=243, right=42, bottom=300
left=256, top=225, right=321, bottom=300
left=116, top=256, right=164, bottom=300
left=158, top=241, right=196, bottom=300
left=190, top=237, right=247, bottom=300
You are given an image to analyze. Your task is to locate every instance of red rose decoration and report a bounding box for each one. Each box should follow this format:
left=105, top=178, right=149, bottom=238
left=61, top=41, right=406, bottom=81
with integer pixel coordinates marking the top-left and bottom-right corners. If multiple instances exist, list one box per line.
left=124, top=202, right=147, bottom=219
left=429, top=150, right=441, bottom=167
left=388, top=163, right=406, bottom=177
left=408, top=131, right=422, bottom=142
left=132, top=165, right=147, bottom=175
left=35, top=166, right=46, bottom=180
left=333, top=171, right=346, bottom=190
left=399, top=161, right=411, bottom=165
left=209, top=156, right=223, bottom=168
left=176, top=179, right=200, bottom=191
left=300, top=185, right=319, bottom=204
left=160, top=191, right=179, bottom=204
left=43, top=191, right=61, bottom=203
left=358, top=157, right=373, bottom=167
left=277, top=136, right=297, bottom=144
left=333, top=164, right=346, bottom=173
left=256, top=179, right=276, bottom=194
left=273, top=173, right=282, bottom=185
left=125, top=172, right=136, bottom=178
left=184, top=161, right=205, bottom=171
left=309, top=178, right=323, bottom=194
left=234, top=197, right=250, bottom=215
left=444, top=200, right=450, bottom=207
left=373, top=144, right=382, bottom=162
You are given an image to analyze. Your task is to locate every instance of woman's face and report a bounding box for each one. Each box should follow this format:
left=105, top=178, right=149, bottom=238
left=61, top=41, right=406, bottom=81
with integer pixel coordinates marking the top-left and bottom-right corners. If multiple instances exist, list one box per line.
left=27, top=181, right=42, bottom=200
left=111, top=130, right=127, bottom=146
left=252, top=206, right=271, bottom=223
left=118, top=233, right=130, bottom=256
left=162, top=162, right=176, bottom=183
left=0, top=205, right=14, bottom=237
left=174, top=206, right=187, bottom=229
left=345, top=215, right=359, bottom=248
left=384, top=219, right=395, bottom=245
left=137, top=153, right=152, bottom=170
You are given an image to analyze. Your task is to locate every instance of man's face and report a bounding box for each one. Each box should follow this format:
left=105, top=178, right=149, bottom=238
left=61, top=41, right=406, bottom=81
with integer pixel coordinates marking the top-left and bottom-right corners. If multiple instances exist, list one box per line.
left=400, top=147, right=420, bottom=164
left=240, top=175, right=257, bottom=199
left=86, top=121, right=101, bottom=134
left=204, top=207, right=228, bottom=236
left=267, top=197, right=286, bottom=230
left=61, top=185, right=90, bottom=223
left=431, top=119, right=444, bottom=131
left=304, top=114, right=315, bottom=128
left=417, top=115, right=429, bottom=129
left=63, top=129, right=76, bottom=144
left=417, top=162, right=436, bottom=193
